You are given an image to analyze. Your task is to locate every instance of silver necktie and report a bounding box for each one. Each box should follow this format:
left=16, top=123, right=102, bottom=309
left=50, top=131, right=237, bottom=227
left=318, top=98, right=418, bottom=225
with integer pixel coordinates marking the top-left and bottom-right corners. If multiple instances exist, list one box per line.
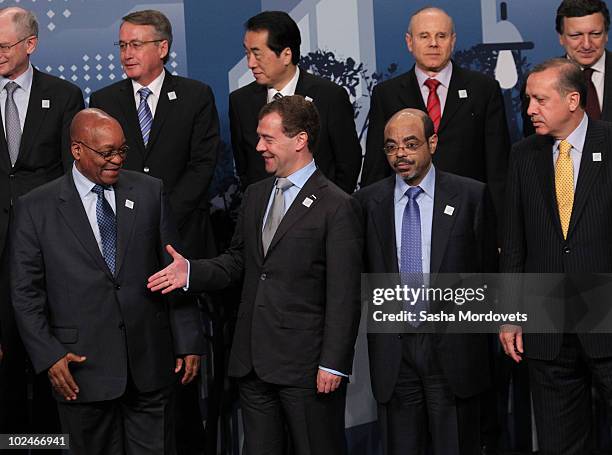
left=262, top=177, right=293, bottom=255
left=5, top=81, right=21, bottom=166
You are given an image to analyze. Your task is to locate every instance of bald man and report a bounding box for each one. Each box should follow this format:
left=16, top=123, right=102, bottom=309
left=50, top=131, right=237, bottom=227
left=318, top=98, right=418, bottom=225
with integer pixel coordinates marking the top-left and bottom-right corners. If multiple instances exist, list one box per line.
left=355, top=108, right=497, bottom=455
left=10, top=109, right=204, bottom=455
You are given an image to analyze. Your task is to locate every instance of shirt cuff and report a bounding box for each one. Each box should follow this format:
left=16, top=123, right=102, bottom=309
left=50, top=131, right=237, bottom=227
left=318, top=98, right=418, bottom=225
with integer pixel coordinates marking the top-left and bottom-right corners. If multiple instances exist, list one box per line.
left=319, top=366, right=348, bottom=377
left=183, top=259, right=190, bottom=291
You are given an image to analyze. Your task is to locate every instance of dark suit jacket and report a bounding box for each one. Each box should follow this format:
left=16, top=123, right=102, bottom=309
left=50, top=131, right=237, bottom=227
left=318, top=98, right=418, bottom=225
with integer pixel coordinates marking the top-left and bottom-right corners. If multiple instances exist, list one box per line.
left=354, top=170, right=497, bottom=402
left=501, top=118, right=612, bottom=360
left=10, top=170, right=204, bottom=402
left=523, top=50, right=612, bottom=136
left=229, top=70, right=362, bottom=193
left=361, top=63, right=510, bottom=226
left=89, top=70, right=220, bottom=258
left=189, top=169, right=363, bottom=388
left=0, top=68, right=84, bottom=259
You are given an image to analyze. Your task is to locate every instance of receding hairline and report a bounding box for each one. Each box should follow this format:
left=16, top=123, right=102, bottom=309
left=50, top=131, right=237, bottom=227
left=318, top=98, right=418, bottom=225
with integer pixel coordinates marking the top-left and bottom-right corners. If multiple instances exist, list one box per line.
left=385, top=109, right=428, bottom=135
left=0, top=6, right=39, bottom=37
left=407, top=6, right=455, bottom=35
left=70, top=109, right=122, bottom=142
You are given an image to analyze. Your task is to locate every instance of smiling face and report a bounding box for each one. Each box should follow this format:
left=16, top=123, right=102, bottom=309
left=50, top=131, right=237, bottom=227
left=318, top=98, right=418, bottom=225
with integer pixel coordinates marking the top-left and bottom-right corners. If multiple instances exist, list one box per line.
left=119, top=21, right=167, bottom=86
left=406, top=8, right=456, bottom=75
left=256, top=111, right=308, bottom=177
left=384, top=112, right=437, bottom=185
left=72, top=119, right=126, bottom=186
left=0, top=12, right=36, bottom=80
left=559, top=13, right=608, bottom=67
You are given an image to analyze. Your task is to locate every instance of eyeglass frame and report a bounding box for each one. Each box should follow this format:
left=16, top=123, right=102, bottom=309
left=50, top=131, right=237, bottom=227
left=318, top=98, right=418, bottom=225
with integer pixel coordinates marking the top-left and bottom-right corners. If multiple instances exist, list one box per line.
left=0, top=35, right=34, bottom=54
left=74, top=140, right=129, bottom=161
left=114, top=39, right=164, bottom=51
left=383, top=138, right=432, bottom=156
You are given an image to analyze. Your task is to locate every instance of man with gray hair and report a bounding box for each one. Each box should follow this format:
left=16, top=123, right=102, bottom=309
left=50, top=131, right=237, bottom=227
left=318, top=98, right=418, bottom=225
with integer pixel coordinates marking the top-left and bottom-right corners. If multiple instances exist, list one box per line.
left=0, top=5, right=84, bottom=436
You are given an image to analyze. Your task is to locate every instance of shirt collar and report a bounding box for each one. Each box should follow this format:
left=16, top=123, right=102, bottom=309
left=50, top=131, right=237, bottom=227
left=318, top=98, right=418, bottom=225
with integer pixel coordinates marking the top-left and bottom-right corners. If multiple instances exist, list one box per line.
left=394, top=164, right=436, bottom=203
left=415, top=61, right=453, bottom=89
left=282, top=158, right=316, bottom=189
left=590, top=51, right=606, bottom=73
left=0, top=63, right=33, bottom=93
left=131, top=69, right=165, bottom=100
left=554, top=113, right=588, bottom=154
left=72, top=161, right=114, bottom=199
left=267, top=66, right=300, bottom=101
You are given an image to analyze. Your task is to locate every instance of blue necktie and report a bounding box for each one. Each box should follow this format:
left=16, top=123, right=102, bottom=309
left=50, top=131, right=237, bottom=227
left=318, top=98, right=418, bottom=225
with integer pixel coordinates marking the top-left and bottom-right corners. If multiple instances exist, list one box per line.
left=91, top=184, right=117, bottom=274
left=400, top=186, right=426, bottom=325
left=137, top=87, right=153, bottom=146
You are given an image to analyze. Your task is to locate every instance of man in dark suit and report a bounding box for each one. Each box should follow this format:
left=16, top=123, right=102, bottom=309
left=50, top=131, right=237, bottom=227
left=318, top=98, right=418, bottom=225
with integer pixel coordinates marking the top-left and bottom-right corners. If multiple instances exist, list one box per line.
left=361, top=7, right=509, bottom=225
left=500, top=58, right=612, bottom=454
left=89, top=11, right=220, bottom=450
left=148, top=95, right=363, bottom=455
left=523, top=0, right=612, bottom=136
left=355, top=108, right=496, bottom=455
left=0, top=6, right=84, bottom=436
left=230, top=11, right=362, bottom=193
left=11, top=108, right=204, bottom=455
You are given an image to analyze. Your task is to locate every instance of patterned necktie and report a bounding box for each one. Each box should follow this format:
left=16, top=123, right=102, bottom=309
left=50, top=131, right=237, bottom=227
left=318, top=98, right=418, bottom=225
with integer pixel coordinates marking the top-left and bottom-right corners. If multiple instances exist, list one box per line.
left=583, top=67, right=601, bottom=120
left=5, top=81, right=21, bottom=166
left=400, top=186, right=426, bottom=325
left=555, top=140, right=574, bottom=239
left=273, top=91, right=283, bottom=101
left=137, top=87, right=153, bottom=146
left=91, top=184, right=117, bottom=274
left=424, top=78, right=441, bottom=132
left=262, top=177, right=293, bottom=255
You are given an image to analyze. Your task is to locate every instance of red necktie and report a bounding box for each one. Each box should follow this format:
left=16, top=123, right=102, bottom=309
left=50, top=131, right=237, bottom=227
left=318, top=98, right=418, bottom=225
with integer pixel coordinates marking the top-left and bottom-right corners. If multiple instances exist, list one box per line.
left=424, top=78, right=442, bottom=132
left=583, top=67, right=601, bottom=120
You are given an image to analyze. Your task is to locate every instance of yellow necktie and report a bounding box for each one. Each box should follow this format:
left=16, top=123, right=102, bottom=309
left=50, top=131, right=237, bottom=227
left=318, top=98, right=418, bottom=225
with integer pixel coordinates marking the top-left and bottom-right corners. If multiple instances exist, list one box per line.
left=555, top=139, right=574, bottom=239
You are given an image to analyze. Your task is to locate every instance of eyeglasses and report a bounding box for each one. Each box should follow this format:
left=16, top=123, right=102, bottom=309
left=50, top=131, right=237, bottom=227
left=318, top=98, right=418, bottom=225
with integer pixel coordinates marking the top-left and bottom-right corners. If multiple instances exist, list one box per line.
left=114, top=40, right=164, bottom=51
left=75, top=141, right=129, bottom=160
left=383, top=141, right=427, bottom=155
left=0, top=36, right=32, bottom=54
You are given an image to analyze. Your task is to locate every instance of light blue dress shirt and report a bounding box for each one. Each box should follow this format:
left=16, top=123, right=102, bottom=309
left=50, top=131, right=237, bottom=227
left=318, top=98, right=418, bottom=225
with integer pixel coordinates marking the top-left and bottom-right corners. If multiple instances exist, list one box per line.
left=394, top=165, right=435, bottom=273
left=0, top=63, right=33, bottom=133
left=552, top=113, right=588, bottom=191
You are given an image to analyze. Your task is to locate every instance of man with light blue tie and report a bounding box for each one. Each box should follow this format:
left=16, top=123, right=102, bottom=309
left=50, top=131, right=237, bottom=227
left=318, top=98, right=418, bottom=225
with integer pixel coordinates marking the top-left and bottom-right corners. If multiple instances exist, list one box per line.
left=354, top=108, right=497, bottom=455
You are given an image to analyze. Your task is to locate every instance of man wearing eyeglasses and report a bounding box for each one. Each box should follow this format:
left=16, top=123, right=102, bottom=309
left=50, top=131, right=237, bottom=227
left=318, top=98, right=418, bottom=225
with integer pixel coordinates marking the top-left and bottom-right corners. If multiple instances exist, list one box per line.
left=0, top=6, right=84, bottom=439
left=11, top=108, right=204, bottom=455
left=89, top=10, right=220, bottom=451
left=354, top=108, right=497, bottom=455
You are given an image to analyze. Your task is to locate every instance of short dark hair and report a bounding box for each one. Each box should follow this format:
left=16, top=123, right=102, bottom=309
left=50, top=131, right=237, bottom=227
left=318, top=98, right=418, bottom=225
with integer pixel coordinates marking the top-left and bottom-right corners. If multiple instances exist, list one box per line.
left=556, top=0, right=610, bottom=33
left=529, top=58, right=588, bottom=108
left=245, top=11, right=301, bottom=65
left=122, top=10, right=173, bottom=64
left=421, top=113, right=435, bottom=140
left=258, top=95, right=320, bottom=150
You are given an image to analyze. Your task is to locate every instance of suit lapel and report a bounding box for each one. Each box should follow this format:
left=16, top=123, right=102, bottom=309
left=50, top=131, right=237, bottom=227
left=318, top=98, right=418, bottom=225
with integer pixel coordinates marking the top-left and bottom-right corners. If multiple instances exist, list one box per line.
left=567, top=120, right=605, bottom=238
left=430, top=171, right=460, bottom=274
left=370, top=177, right=399, bottom=273
left=438, top=64, right=466, bottom=133
left=113, top=176, right=137, bottom=278
left=117, top=79, right=146, bottom=158
left=251, top=82, right=267, bottom=119
left=0, top=105, right=9, bottom=173
left=399, top=69, right=426, bottom=111
left=57, top=173, right=113, bottom=279
left=534, top=134, right=563, bottom=239
left=265, top=170, right=325, bottom=256
left=18, top=69, right=49, bottom=166
left=146, top=70, right=176, bottom=157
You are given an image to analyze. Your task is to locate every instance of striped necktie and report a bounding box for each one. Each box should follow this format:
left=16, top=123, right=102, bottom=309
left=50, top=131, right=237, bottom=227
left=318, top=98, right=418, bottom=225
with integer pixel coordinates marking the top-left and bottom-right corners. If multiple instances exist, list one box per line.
left=137, top=87, right=153, bottom=146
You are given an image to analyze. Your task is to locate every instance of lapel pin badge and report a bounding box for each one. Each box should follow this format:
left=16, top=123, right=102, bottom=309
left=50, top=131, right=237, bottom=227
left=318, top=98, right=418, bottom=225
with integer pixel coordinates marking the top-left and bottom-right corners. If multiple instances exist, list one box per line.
left=305, top=96, right=313, bottom=102
left=302, top=197, right=313, bottom=208
left=458, top=89, right=468, bottom=99
left=125, top=199, right=134, bottom=209
left=167, top=91, right=177, bottom=101
left=593, top=152, right=602, bottom=162
left=41, top=99, right=50, bottom=109
left=444, top=205, right=455, bottom=216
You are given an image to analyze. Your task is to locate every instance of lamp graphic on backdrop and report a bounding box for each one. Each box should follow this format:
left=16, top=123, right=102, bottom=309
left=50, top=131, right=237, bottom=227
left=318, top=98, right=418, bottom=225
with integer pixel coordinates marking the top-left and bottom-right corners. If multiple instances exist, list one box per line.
left=480, top=0, right=533, bottom=89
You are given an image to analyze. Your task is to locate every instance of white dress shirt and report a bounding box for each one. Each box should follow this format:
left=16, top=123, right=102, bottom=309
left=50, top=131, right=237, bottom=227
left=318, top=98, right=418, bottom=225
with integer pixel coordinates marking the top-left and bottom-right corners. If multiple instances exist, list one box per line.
left=266, top=66, right=300, bottom=103
left=415, top=62, right=453, bottom=114
left=131, top=69, right=165, bottom=117
left=0, top=63, right=33, bottom=133
left=552, top=113, right=588, bottom=191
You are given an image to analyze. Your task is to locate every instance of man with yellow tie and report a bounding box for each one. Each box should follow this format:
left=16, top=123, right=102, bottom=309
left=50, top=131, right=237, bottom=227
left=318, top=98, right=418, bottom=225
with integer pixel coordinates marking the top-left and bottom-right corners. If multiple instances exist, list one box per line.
left=499, top=58, right=612, bottom=454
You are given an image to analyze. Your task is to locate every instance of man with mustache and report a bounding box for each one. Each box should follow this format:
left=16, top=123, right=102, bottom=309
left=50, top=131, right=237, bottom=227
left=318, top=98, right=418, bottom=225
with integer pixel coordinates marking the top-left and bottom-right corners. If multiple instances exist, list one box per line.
left=355, top=108, right=497, bottom=455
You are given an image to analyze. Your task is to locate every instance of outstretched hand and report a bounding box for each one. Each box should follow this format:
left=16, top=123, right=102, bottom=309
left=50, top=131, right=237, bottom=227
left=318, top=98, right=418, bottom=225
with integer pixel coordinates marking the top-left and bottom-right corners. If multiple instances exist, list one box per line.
left=147, top=245, right=188, bottom=294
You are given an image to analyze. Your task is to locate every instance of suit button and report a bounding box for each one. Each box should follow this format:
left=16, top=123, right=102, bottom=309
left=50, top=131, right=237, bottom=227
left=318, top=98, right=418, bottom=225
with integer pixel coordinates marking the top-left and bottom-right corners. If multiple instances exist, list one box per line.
left=115, top=284, right=121, bottom=290
left=563, top=247, right=571, bottom=254
left=260, top=273, right=267, bottom=280
left=397, top=335, right=402, bottom=339
left=118, top=322, right=125, bottom=329
left=143, top=166, right=150, bottom=173
left=8, top=173, right=14, bottom=179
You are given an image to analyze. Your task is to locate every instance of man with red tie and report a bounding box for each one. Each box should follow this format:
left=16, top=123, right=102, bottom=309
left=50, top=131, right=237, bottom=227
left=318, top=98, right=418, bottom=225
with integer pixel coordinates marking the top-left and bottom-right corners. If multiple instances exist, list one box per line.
left=361, top=7, right=510, bottom=226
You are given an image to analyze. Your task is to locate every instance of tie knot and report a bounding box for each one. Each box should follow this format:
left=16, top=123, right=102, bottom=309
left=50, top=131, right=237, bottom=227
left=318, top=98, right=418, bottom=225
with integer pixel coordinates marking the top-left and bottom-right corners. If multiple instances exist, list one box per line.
left=558, top=140, right=572, bottom=158
left=405, top=186, right=423, bottom=200
left=91, top=184, right=110, bottom=196
left=275, top=177, right=293, bottom=191
left=273, top=91, right=283, bottom=100
left=138, top=87, right=152, bottom=101
left=424, top=78, right=440, bottom=91
left=583, top=67, right=595, bottom=80
left=5, top=81, right=19, bottom=95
